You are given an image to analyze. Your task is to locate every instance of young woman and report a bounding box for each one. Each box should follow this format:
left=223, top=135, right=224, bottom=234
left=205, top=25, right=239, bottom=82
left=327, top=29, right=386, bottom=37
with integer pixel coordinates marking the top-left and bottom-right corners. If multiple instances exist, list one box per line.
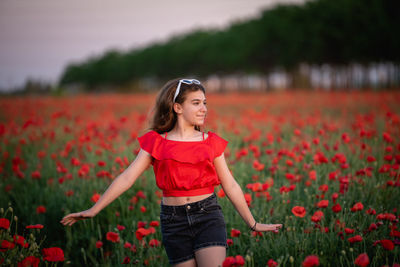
left=61, top=78, right=282, bottom=267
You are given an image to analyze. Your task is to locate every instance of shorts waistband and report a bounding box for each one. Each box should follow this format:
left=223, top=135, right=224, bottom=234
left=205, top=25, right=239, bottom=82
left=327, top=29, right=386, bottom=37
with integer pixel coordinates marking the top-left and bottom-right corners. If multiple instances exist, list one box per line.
left=161, top=193, right=217, bottom=215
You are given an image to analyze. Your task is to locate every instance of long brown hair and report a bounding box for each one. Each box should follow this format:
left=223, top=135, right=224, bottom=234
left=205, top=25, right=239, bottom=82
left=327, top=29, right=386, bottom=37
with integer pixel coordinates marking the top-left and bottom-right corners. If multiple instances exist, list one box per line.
left=149, top=78, right=206, bottom=134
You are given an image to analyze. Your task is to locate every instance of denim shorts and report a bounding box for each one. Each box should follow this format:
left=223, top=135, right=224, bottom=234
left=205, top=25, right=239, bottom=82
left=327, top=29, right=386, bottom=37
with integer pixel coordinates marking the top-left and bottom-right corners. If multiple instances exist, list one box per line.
left=160, top=193, right=227, bottom=265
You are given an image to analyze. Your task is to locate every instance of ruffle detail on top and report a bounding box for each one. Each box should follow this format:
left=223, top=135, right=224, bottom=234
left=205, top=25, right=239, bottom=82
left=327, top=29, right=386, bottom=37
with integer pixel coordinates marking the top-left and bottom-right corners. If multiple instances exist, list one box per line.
left=137, top=130, right=228, bottom=164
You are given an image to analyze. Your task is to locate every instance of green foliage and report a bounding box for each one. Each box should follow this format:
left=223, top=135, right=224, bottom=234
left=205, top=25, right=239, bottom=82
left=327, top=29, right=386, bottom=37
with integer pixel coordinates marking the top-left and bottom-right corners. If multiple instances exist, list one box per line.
left=0, top=206, right=47, bottom=266
left=59, top=0, right=400, bottom=88
left=1, top=92, right=399, bottom=266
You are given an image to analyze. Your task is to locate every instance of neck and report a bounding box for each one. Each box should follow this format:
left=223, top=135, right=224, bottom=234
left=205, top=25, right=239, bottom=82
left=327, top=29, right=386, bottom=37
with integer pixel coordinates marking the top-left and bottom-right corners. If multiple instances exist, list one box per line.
left=171, top=123, right=197, bottom=139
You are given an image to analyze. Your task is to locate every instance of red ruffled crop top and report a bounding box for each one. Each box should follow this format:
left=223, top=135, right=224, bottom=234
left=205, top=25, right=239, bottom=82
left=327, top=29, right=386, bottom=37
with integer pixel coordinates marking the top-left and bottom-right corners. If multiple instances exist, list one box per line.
left=137, top=130, right=228, bottom=197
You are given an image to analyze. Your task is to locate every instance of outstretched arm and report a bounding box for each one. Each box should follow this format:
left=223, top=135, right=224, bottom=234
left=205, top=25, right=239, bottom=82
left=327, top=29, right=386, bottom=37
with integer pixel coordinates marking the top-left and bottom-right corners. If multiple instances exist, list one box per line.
left=60, top=149, right=152, bottom=226
left=214, top=153, right=282, bottom=232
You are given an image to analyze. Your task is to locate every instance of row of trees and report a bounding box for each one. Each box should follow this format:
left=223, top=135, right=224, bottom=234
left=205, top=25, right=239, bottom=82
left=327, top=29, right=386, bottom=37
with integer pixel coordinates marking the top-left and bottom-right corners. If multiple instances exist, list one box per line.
left=59, top=0, right=400, bottom=89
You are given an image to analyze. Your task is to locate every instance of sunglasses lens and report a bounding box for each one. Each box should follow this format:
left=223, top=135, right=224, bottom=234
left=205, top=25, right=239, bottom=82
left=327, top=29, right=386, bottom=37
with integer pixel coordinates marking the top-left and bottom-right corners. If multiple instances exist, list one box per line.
left=180, top=79, right=201, bottom=84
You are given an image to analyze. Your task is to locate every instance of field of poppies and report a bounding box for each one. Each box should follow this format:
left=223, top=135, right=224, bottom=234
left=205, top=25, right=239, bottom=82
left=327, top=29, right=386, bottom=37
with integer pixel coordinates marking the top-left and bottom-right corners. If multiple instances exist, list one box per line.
left=0, top=90, right=399, bottom=266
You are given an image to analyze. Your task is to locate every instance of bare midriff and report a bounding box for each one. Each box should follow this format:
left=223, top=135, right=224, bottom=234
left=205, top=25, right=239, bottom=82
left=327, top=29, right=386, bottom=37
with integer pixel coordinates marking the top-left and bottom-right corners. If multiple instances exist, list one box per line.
left=162, top=193, right=214, bottom=206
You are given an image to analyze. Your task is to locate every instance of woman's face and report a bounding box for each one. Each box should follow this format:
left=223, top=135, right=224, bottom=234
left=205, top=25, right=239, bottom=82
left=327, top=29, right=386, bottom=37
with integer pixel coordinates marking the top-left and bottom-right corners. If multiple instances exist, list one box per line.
left=176, top=90, right=207, bottom=126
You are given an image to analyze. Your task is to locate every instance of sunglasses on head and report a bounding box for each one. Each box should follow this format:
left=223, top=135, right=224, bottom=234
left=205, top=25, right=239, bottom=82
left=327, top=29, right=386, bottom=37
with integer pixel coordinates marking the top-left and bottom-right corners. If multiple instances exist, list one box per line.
left=173, top=79, right=201, bottom=103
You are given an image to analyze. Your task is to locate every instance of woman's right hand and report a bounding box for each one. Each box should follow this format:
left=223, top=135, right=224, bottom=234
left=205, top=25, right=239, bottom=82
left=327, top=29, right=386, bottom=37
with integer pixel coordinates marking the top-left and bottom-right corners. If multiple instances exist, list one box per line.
left=60, top=209, right=96, bottom=226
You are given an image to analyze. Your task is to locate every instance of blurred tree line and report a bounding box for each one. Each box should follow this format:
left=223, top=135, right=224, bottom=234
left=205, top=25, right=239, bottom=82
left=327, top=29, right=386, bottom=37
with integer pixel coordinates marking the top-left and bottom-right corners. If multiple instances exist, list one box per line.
left=59, top=0, right=400, bottom=90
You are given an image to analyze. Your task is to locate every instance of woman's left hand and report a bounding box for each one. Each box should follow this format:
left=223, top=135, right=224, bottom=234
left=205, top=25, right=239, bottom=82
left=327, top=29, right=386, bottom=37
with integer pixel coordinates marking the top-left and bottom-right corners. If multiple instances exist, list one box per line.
left=253, top=223, right=283, bottom=233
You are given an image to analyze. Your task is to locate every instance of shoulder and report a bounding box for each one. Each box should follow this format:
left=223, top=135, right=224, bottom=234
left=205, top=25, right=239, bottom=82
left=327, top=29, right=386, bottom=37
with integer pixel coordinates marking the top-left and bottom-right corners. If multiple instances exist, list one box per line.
left=207, top=131, right=228, bottom=158
left=139, top=130, right=160, bottom=139
left=207, top=131, right=227, bottom=142
left=137, top=130, right=163, bottom=144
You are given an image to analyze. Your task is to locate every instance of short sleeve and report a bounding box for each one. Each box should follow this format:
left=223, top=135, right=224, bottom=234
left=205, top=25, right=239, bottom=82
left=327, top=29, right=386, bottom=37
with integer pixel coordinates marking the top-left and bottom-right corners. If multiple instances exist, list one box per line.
left=137, top=131, right=160, bottom=156
left=210, top=132, right=228, bottom=158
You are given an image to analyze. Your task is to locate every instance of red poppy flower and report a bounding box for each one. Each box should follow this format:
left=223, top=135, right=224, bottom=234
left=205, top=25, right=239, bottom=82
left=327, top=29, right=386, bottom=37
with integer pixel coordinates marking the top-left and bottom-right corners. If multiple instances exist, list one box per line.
left=294, top=128, right=301, bottom=136
left=383, top=132, right=393, bottom=143
left=42, top=247, right=65, bottom=262
left=0, top=218, right=10, bottom=229
left=122, top=242, right=131, bottom=249
left=14, top=235, right=29, bottom=248
left=318, top=184, right=328, bottom=192
left=106, top=231, right=120, bottom=243
left=368, top=223, right=377, bottom=232
left=231, top=229, right=241, bottom=238
left=376, top=239, right=394, bottom=251
left=309, top=170, right=317, bottom=180
left=235, top=255, right=245, bottom=265
left=117, top=225, right=125, bottom=231
left=351, top=202, right=364, bottom=212
left=1, top=239, right=15, bottom=251
left=149, top=239, right=161, bottom=247
left=227, top=239, right=233, bottom=246
left=31, top=170, right=41, bottom=179
left=96, top=241, right=103, bottom=248
left=376, top=213, right=396, bottom=221
left=244, top=193, right=252, bottom=206
left=97, top=160, right=106, bottom=167
left=222, top=255, right=245, bottom=267
left=348, top=235, right=363, bottom=243
left=317, top=200, right=329, bottom=208
left=280, top=186, right=290, bottom=194
left=354, top=253, right=369, bottom=267
left=135, top=228, right=152, bottom=241
left=332, top=204, right=342, bottom=213
left=91, top=193, right=101, bottom=203
left=302, top=255, right=319, bottom=267
left=122, top=256, right=130, bottom=264
left=292, top=206, right=306, bottom=218
left=217, top=188, right=226, bottom=198
left=140, top=206, right=147, bottom=213
left=136, top=190, right=146, bottom=199
left=344, top=228, right=355, bottom=234
left=253, top=159, right=265, bottom=171
left=36, top=206, right=46, bottom=214
left=65, top=190, right=74, bottom=197
left=366, top=208, right=376, bottom=215
left=150, top=221, right=160, bottom=227
left=223, top=257, right=236, bottom=267
left=311, top=211, right=324, bottom=223
left=331, top=192, right=339, bottom=203
left=390, top=228, right=400, bottom=238
left=246, top=182, right=263, bottom=192
left=130, top=244, right=137, bottom=253
left=267, top=259, right=278, bottom=267
left=286, top=173, right=295, bottom=181
left=137, top=221, right=147, bottom=228
left=18, top=256, right=40, bottom=267
left=26, top=224, right=44, bottom=229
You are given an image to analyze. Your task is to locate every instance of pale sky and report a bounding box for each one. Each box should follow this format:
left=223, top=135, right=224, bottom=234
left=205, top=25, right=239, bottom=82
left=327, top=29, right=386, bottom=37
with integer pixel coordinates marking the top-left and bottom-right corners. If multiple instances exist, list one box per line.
left=0, top=0, right=304, bottom=91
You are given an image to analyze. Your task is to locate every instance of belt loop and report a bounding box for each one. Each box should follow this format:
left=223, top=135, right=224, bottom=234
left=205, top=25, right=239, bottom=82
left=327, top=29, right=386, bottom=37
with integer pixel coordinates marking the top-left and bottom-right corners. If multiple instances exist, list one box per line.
left=173, top=205, right=176, bottom=215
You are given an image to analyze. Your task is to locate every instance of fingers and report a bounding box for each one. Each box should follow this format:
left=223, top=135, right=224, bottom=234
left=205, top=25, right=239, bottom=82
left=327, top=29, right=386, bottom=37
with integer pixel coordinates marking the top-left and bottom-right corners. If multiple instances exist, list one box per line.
left=60, top=216, right=75, bottom=226
left=259, top=223, right=283, bottom=232
left=60, top=212, right=88, bottom=226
